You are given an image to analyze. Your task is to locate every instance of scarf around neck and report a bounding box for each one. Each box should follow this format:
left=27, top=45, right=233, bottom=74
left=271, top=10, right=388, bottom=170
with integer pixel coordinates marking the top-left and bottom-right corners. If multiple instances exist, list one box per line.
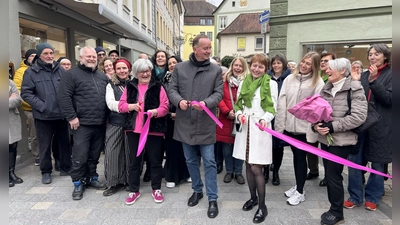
left=234, top=74, right=275, bottom=114
left=154, top=66, right=165, bottom=79
left=229, top=75, right=241, bottom=87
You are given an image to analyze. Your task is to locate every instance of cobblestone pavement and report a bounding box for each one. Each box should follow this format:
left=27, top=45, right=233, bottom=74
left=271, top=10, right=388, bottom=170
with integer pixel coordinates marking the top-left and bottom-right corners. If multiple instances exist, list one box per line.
left=9, top=147, right=392, bottom=225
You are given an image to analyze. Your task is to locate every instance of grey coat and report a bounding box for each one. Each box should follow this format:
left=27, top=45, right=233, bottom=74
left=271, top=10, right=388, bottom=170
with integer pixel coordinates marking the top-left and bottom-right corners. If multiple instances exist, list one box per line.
left=9, top=80, right=22, bottom=144
left=317, top=77, right=367, bottom=146
left=168, top=58, right=223, bottom=145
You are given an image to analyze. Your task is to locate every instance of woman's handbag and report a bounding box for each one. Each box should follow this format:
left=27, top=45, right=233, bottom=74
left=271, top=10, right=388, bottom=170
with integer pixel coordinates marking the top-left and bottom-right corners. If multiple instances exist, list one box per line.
left=229, top=85, right=238, bottom=136
left=346, top=90, right=381, bottom=135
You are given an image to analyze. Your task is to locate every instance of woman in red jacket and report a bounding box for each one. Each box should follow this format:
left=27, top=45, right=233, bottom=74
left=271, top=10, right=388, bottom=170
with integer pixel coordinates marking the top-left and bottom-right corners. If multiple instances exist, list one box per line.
left=216, top=57, right=249, bottom=184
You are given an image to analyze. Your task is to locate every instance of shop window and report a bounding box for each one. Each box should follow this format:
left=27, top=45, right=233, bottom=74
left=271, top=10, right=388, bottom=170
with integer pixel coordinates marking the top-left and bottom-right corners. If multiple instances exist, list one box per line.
left=302, top=42, right=392, bottom=67
left=19, top=18, right=66, bottom=61
left=74, top=33, right=96, bottom=64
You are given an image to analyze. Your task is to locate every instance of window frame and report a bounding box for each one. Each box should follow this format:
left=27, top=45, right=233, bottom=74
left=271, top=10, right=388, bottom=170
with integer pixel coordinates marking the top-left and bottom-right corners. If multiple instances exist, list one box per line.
left=255, top=37, right=264, bottom=50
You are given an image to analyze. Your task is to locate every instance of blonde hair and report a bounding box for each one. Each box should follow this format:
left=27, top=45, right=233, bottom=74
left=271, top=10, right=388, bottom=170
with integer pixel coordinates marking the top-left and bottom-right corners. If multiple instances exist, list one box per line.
left=225, top=57, right=249, bottom=81
left=292, top=51, right=321, bottom=88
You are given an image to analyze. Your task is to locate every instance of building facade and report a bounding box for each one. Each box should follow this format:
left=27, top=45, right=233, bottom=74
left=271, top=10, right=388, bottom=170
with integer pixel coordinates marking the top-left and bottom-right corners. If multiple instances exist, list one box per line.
left=213, top=0, right=270, bottom=57
left=182, top=0, right=217, bottom=60
left=269, top=0, right=392, bottom=65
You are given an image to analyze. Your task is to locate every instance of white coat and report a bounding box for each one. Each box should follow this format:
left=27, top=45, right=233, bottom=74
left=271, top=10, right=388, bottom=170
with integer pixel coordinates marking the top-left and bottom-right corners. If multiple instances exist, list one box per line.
left=232, top=78, right=278, bottom=165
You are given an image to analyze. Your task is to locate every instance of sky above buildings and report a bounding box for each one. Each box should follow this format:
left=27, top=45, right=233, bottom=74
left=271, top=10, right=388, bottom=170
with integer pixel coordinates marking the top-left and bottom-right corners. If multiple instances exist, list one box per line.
left=207, top=0, right=223, bottom=7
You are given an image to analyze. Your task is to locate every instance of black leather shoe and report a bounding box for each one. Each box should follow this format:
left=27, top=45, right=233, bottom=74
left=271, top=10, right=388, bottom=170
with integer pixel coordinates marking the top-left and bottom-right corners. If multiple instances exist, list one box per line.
left=242, top=198, right=258, bottom=211
left=10, top=171, right=23, bottom=184
left=187, top=192, right=203, bottom=206
left=320, top=211, right=344, bottom=225
left=235, top=174, right=245, bottom=185
left=42, top=173, right=52, bottom=184
left=9, top=180, right=14, bottom=187
left=103, top=184, right=124, bottom=196
left=217, top=163, right=223, bottom=174
left=253, top=207, right=268, bottom=223
left=223, top=173, right=233, bottom=183
left=207, top=201, right=219, bottom=218
left=272, top=171, right=280, bottom=186
left=319, top=178, right=327, bottom=187
left=306, top=172, right=319, bottom=180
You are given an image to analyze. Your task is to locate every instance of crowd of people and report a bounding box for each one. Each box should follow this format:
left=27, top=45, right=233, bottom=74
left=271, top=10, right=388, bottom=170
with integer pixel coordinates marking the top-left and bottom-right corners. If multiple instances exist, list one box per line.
left=9, top=35, right=391, bottom=225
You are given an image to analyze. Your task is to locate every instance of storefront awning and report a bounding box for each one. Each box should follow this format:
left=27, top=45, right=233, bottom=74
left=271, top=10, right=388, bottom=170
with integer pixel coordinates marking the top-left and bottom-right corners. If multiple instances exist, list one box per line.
left=49, top=0, right=156, bottom=48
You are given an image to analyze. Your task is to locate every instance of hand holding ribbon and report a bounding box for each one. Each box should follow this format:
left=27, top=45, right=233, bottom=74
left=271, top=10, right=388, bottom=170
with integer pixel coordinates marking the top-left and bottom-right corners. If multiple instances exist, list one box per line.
left=190, top=100, right=223, bottom=128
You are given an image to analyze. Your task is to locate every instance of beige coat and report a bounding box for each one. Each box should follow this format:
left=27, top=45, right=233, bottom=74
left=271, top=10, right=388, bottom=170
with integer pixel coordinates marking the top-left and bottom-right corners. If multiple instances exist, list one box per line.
left=275, top=73, right=324, bottom=142
left=315, top=77, right=367, bottom=146
left=232, top=79, right=278, bottom=165
left=9, top=80, right=22, bottom=144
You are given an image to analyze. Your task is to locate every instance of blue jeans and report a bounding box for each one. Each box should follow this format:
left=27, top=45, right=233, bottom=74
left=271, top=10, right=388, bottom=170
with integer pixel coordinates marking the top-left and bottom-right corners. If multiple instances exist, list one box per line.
left=347, top=133, right=366, bottom=205
left=219, top=142, right=243, bottom=174
left=182, top=142, right=218, bottom=201
left=347, top=133, right=385, bottom=205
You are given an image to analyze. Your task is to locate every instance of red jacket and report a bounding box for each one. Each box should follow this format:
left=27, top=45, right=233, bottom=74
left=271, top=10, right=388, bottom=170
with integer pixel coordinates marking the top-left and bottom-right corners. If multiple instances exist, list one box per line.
left=216, top=81, right=238, bottom=144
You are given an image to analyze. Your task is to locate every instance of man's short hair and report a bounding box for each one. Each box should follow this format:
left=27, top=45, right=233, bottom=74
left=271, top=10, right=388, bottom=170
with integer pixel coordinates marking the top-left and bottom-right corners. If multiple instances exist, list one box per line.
left=192, top=34, right=209, bottom=47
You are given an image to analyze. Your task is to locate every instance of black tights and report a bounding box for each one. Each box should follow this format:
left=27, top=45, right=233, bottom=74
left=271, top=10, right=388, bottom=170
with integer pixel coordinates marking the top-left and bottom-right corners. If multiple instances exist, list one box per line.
left=246, top=162, right=266, bottom=210
left=272, top=147, right=284, bottom=171
left=9, top=142, right=18, bottom=169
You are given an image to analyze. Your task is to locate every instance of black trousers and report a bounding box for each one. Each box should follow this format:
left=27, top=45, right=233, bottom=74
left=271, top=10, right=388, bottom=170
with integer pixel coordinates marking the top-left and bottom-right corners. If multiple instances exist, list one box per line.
left=70, top=124, right=106, bottom=182
left=126, top=132, right=163, bottom=192
left=285, top=132, right=318, bottom=193
left=35, top=119, right=72, bottom=174
left=321, top=143, right=351, bottom=218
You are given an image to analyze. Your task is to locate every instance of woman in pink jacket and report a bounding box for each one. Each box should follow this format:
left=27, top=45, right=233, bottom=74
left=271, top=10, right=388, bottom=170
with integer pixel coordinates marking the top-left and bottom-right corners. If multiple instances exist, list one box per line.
left=118, top=59, right=169, bottom=205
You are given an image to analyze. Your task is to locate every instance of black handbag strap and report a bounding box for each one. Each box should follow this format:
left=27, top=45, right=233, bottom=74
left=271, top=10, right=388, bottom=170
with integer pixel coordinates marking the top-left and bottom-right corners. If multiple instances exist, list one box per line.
left=345, top=89, right=352, bottom=116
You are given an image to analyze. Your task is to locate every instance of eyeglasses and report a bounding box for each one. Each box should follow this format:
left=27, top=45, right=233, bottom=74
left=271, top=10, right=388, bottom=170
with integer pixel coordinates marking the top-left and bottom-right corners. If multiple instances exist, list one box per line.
left=320, top=60, right=329, bottom=63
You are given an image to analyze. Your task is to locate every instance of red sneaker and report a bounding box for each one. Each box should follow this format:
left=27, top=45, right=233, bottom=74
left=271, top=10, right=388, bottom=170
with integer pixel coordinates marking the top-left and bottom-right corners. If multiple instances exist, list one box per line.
left=343, top=200, right=356, bottom=209
left=365, top=201, right=377, bottom=211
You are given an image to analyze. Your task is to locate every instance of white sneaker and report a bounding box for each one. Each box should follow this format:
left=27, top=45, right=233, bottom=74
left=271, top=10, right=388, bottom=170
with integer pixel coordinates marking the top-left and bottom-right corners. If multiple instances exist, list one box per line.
left=287, top=190, right=305, bottom=206
left=284, top=185, right=297, bottom=197
left=166, top=182, right=175, bottom=188
left=186, top=177, right=192, bottom=183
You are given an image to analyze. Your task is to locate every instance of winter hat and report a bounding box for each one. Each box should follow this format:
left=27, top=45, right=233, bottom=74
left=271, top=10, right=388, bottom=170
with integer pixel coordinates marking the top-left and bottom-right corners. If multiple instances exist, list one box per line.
left=108, top=49, right=119, bottom=56
left=95, top=46, right=106, bottom=54
left=24, top=49, right=37, bottom=59
left=36, top=43, right=54, bottom=56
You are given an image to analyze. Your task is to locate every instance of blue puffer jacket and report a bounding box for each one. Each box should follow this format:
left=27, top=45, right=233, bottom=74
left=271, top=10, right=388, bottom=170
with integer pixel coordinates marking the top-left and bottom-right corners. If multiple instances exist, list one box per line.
left=21, top=59, right=65, bottom=120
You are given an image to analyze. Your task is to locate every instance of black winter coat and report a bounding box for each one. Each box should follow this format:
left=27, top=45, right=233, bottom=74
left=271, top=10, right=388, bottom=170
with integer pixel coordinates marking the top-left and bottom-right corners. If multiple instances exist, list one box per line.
left=124, top=77, right=167, bottom=133
left=361, top=66, right=392, bottom=163
left=57, top=63, right=109, bottom=125
left=21, top=59, right=64, bottom=120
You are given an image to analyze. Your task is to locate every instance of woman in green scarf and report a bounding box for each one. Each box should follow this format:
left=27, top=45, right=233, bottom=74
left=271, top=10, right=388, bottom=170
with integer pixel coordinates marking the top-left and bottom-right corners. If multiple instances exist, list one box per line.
left=232, top=54, right=278, bottom=224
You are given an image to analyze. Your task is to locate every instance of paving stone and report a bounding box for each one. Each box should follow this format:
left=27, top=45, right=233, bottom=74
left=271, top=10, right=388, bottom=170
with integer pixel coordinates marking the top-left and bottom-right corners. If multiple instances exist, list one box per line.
left=25, top=186, right=54, bottom=194
left=58, top=208, right=92, bottom=220
left=31, top=201, right=54, bottom=209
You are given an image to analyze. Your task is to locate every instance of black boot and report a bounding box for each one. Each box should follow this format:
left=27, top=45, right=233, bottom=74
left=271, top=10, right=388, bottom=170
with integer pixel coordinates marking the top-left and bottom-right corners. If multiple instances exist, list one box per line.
left=9, top=146, right=23, bottom=184
left=9, top=170, right=23, bottom=184
left=272, top=169, right=280, bottom=186
left=54, top=159, right=60, bottom=172
left=9, top=179, right=14, bottom=187
left=264, top=166, right=269, bottom=184
left=217, top=163, right=223, bottom=174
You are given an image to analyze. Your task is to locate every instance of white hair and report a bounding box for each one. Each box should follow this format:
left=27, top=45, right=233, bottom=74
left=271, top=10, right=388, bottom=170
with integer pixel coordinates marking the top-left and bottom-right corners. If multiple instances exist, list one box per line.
left=210, top=58, right=218, bottom=64
left=79, top=46, right=96, bottom=56
left=328, top=58, right=351, bottom=76
left=132, top=59, right=154, bottom=78
left=220, top=66, right=228, bottom=73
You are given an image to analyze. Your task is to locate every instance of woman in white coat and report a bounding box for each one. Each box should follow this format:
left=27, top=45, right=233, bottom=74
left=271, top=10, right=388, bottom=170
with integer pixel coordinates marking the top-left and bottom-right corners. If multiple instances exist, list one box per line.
left=233, top=54, right=278, bottom=224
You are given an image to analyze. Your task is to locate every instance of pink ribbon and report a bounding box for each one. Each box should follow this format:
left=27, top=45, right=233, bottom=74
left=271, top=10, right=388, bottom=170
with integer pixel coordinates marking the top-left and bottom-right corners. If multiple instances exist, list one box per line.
left=190, top=101, right=223, bottom=128
left=137, top=112, right=152, bottom=157
left=255, top=123, right=392, bottom=179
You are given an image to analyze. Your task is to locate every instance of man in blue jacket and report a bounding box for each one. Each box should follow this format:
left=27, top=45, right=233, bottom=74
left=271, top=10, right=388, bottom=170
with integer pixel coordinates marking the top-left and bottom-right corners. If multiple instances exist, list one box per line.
left=21, top=43, right=72, bottom=184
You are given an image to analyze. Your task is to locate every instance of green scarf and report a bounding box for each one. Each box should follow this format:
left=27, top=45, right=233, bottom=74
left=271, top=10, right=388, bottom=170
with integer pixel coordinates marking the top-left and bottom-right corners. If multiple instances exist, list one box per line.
left=235, top=74, right=275, bottom=114
left=319, top=70, right=329, bottom=83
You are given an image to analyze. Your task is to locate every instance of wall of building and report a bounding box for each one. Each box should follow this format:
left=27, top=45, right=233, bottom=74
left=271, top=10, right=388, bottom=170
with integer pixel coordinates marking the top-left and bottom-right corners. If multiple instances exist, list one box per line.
left=286, top=14, right=392, bottom=62
left=287, top=0, right=392, bottom=15
left=219, top=33, right=268, bottom=58
left=182, top=25, right=215, bottom=60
